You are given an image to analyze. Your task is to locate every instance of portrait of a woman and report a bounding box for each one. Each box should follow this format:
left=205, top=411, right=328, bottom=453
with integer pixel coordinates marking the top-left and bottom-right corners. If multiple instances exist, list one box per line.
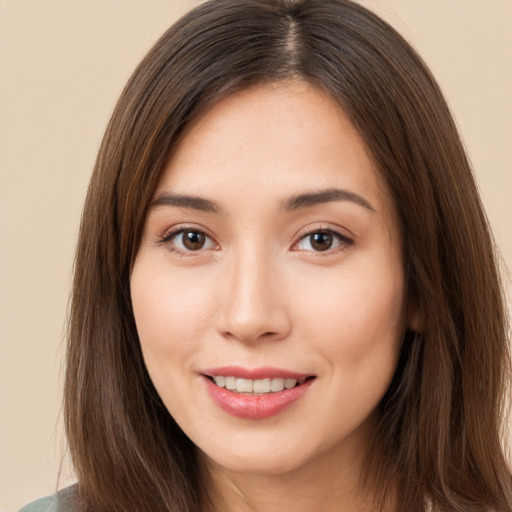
left=17, top=0, right=511, bottom=511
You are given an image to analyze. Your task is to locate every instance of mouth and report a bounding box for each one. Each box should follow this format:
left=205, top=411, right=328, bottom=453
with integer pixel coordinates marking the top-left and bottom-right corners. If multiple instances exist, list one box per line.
left=201, top=367, right=316, bottom=419
left=205, top=375, right=315, bottom=395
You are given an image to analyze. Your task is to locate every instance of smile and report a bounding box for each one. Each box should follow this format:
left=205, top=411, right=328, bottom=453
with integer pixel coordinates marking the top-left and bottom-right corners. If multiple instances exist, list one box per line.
left=202, top=368, right=316, bottom=419
left=211, top=376, right=305, bottom=394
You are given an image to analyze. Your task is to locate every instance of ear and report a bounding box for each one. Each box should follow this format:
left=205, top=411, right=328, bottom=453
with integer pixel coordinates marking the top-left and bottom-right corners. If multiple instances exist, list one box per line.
left=406, top=296, right=421, bottom=332
left=408, top=308, right=421, bottom=332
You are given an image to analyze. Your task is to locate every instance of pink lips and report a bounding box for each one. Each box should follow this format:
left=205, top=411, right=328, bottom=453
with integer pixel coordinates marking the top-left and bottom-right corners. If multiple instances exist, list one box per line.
left=202, top=366, right=315, bottom=420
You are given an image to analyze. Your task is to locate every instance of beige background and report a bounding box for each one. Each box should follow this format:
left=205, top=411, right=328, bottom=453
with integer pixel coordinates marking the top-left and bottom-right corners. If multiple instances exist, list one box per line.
left=1, top=1, right=511, bottom=510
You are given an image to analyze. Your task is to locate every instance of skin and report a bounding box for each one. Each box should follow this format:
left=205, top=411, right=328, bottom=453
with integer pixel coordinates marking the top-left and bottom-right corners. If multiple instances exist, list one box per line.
left=130, top=81, right=408, bottom=512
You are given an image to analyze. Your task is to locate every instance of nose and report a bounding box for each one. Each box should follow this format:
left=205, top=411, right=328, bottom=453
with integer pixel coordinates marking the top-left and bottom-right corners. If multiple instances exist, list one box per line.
left=215, top=248, right=292, bottom=345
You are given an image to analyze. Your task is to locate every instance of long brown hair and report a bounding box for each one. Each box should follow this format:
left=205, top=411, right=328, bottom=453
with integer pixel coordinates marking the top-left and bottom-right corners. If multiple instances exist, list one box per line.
left=65, top=1, right=512, bottom=510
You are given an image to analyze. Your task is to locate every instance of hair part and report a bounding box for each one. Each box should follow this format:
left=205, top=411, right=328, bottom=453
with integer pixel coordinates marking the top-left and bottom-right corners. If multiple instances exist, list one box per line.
left=65, top=1, right=512, bottom=511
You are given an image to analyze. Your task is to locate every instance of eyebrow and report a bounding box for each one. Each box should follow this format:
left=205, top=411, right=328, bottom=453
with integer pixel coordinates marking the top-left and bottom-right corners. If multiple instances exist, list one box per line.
left=150, top=193, right=220, bottom=213
left=282, top=188, right=376, bottom=212
left=149, top=187, right=376, bottom=214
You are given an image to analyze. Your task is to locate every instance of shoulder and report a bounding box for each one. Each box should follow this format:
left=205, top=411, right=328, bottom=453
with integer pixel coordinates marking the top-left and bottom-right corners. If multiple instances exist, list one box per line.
left=19, top=486, right=79, bottom=512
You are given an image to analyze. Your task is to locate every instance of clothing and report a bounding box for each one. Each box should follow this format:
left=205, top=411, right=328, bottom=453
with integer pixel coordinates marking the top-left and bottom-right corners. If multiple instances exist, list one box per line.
left=19, top=486, right=77, bottom=512
left=19, top=496, right=57, bottom=512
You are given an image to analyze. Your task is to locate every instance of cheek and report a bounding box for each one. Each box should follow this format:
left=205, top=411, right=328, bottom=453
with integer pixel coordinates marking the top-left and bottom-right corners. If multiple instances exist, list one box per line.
left=130, top=261, right=220, bottom=417
left=294, top=260, right=404, bottom=435
left=130, top=263, right=215, bottom=360
left=293, top=257, right=405, bottom=369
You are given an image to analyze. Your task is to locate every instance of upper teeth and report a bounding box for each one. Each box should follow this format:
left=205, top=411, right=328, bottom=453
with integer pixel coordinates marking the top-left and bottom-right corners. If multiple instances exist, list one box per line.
left=213, top=376, right=298, bottom=394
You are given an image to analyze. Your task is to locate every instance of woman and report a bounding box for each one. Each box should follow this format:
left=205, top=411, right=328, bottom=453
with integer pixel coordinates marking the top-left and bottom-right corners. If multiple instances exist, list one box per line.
left=21, top=0, right=511, bottom=511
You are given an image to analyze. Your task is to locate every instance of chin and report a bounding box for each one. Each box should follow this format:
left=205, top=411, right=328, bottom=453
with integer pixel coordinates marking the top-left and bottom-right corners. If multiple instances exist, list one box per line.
left=198, top=434, right=329, bottom=478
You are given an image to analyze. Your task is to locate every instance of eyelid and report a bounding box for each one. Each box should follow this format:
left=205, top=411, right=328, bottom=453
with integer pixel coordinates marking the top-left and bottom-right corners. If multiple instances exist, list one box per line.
left=156, top=223, right=353, bottom=256
left=291, top=225, right=354, bottom=253
left=158, top=224, right=219, bottom=255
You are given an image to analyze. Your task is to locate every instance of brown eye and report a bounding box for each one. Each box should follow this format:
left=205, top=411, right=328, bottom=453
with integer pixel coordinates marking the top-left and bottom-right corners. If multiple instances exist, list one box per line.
left=309, top=231, right=333, bottom=251
left=182, top=230, right=206, bottom=250
left=293, top=229, right=353, bottom=253
left=163, top=228, right=216, bottom=253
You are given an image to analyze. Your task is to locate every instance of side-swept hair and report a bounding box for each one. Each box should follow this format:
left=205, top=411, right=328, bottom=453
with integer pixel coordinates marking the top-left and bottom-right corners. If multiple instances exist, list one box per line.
left=65, top=1, right=512, bottom=510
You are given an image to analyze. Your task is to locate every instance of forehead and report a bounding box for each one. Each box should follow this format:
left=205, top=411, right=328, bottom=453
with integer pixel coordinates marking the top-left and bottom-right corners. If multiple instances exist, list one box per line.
left=158, top=81, right=394, bottom=219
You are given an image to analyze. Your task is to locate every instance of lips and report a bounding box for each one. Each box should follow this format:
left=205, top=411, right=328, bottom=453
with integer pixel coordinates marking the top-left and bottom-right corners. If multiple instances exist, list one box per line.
left=212, top=375, right=301, bottom=394
left=201, top=366, right=316, bottom=419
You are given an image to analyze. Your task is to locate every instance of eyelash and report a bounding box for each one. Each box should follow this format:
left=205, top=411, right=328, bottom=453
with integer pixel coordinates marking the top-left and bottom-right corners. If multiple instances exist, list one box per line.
left=158, top=226, right=353, bottom=257
left=158, top=225, right=218, bottom=257
left=292, top=227, right=353, bottom=255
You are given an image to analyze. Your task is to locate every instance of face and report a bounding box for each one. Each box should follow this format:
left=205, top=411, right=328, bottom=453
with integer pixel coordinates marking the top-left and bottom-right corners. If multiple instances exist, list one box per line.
left=130, top=82, right=407, bottom=478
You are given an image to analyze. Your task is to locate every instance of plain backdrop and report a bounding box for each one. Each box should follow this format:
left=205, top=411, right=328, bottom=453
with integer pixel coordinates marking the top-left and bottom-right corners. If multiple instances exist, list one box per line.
left=1, top=1, right=511, bottom=510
